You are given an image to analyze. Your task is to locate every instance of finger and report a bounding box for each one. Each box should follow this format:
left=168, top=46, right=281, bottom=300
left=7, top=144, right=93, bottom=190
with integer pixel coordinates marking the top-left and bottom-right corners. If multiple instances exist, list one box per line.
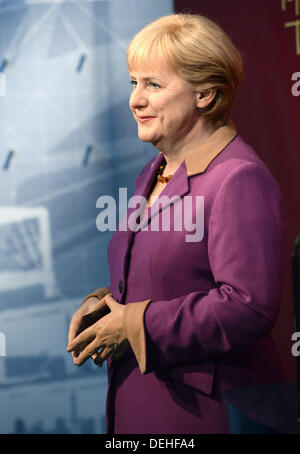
left=71, top=348, right=81, bottom=359
left=91, top=349, right=102, bottom=361
left=71, top=340, right=89, bottom=361
left=91, top=296, right=110, bottom=312
left=67, top=326, right=95, bottom=352
left=98, top=345, right=114, bottom=362
left=67, top=315, right=81, bottom=346
left=73, top=339, right=101, bottom=366
left=104, top=294, right=118, bottom=311
left=93, top=352, right=104, bottom=367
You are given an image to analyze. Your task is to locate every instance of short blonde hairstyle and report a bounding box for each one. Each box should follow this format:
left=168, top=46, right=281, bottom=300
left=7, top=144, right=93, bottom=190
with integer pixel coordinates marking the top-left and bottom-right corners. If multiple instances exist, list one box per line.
left=127, top=14, right=243, bottom=126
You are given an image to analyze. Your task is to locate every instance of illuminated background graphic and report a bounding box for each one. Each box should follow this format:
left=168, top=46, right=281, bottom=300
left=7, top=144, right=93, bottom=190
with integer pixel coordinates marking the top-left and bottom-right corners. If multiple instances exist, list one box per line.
left=0, top=0, right=173, bottom=434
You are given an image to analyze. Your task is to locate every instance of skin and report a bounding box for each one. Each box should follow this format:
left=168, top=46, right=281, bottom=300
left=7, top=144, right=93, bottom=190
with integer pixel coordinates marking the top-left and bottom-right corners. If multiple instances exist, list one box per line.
left=129, top=63, right=217, bottom=175
left=67, top=295, right=110, bottom=366
left=67, top=293, right=128, bottom=366
left=67, top=62, right=217, bottom=367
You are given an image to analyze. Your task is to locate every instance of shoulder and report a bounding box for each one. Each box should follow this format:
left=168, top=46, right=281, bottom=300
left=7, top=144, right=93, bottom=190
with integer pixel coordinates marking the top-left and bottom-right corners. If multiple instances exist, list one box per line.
left=198, top=134, right=282, bottom=194
left=208, top=138, right=285, bottom=222
left=188, top=134, right=285, bottom=224
left=221, top=135, right=281, bottom=194
left=211, top=134, right=274, bottom=176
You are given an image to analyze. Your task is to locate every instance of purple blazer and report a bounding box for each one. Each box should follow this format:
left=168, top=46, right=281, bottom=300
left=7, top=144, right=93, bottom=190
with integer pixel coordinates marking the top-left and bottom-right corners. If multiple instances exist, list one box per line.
left=102, top=124, right=286, bottom=434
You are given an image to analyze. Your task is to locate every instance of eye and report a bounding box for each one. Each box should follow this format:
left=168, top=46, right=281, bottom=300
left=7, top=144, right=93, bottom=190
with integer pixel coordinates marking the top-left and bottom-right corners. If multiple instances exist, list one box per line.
left=130, top=80, right=137, bottom=88
left=148, top=81, right=160, bottom=89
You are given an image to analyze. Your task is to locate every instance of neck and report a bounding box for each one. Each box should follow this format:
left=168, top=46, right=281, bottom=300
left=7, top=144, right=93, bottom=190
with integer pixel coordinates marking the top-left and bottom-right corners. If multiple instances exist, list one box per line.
left=155, top=119, right=218, bottom=175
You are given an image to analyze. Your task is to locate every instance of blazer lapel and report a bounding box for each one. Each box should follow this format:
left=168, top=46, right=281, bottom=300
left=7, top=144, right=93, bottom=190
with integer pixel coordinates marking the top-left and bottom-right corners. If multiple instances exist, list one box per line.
left=120, top=153, right=164, bottom=241
left=134, top=153, right=165, bottom=199
left=136, top=159, right=190, bottom=233
left=116, top=158, right=163, bottom=301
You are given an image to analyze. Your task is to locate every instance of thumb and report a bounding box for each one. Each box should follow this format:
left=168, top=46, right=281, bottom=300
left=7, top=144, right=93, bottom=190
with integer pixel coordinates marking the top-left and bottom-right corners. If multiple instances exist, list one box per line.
left=105, top=293, right=119, bottom=310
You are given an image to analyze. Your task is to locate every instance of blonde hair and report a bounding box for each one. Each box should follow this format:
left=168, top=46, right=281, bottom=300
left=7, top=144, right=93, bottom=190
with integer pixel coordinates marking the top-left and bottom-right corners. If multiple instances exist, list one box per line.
left=127, top=14, right=243, bottom=126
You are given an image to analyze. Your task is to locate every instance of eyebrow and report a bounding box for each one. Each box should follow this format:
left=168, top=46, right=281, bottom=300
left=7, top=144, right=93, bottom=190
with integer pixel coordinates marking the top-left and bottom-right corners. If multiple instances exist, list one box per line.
left=129, top=75, right=164, bottom=82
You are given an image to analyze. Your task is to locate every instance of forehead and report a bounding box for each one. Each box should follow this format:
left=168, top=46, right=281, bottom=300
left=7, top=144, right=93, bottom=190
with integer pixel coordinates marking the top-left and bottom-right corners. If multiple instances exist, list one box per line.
left=128, top=58, right=182, bottom=83
left=127, top=44, right=174, bottom=72
left=128, top=63, right=173, bottom=78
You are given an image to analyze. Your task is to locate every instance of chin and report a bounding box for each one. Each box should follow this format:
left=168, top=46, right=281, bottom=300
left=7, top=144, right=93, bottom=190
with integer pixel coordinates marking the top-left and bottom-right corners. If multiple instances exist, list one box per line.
left=138, top=130, right=162, bottom=144
left=139, top=137, right=153, bottom=143
left=138, top=133, right=155, bottom=142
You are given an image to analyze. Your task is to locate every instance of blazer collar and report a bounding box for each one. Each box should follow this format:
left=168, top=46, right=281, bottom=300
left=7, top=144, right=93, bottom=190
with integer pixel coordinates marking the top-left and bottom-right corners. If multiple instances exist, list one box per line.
left=185, top=121, right=237, bottom=176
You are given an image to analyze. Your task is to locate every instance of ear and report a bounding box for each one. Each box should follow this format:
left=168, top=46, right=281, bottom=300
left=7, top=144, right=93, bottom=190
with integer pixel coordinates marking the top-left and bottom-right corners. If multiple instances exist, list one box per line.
left=196, top=88, right=217, bottom=109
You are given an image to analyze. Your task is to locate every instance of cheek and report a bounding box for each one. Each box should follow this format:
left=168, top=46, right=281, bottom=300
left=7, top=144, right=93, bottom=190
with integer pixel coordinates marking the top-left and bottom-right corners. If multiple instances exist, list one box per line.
left=166, top=92, right=192, bottom=114
left=151, top=94, right=195, bottom=130
left=165, top=104, right=192, bottom=129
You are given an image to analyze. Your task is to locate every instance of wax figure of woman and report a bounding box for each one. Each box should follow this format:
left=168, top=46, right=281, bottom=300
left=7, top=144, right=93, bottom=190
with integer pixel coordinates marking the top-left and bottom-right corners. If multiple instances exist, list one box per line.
left=67, top=14, right=286, bottom=434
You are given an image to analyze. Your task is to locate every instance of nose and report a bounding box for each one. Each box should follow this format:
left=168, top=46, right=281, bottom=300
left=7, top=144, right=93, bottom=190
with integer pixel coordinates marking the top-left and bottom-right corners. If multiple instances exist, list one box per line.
left=129, top=85, right=148, bottom=110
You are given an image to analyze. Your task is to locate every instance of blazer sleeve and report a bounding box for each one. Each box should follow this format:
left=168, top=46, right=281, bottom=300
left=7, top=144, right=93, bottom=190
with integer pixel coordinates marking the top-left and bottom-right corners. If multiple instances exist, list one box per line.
left=123, top=161, right=286, bottom=374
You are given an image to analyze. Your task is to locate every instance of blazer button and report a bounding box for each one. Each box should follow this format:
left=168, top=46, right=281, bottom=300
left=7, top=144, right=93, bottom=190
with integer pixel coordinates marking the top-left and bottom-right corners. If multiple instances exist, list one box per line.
left=118, top=280, right=123, bottom=294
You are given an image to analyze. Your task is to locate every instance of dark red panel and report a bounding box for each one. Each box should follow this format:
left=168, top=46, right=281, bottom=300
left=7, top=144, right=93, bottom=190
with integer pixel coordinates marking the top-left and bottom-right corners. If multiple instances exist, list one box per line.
left=175, top=0, right=300, bottom=380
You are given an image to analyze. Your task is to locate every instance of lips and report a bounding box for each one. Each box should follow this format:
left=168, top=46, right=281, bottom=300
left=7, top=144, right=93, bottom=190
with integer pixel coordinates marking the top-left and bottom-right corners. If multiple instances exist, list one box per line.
left=136, top=116, right=156, bottom=123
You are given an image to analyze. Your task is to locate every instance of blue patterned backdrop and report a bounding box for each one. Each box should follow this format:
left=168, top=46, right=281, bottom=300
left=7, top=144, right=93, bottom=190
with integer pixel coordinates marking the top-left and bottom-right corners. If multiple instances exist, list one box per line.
left=0, top=0, right=173, bottom=434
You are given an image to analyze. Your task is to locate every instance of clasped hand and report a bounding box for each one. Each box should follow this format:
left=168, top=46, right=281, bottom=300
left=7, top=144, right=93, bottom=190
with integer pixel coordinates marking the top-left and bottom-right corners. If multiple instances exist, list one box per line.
left=67, top=293, right=129, bottom=366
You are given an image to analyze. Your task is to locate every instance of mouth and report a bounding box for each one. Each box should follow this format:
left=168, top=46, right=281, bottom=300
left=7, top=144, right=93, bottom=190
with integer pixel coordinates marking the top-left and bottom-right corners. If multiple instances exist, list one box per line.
left=136, top=116, right=156, bottom=123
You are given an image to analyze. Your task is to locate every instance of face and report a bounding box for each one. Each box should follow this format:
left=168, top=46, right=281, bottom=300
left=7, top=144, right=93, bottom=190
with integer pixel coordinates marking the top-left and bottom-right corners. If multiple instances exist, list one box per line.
left=129, top=64, right=201, bottom=152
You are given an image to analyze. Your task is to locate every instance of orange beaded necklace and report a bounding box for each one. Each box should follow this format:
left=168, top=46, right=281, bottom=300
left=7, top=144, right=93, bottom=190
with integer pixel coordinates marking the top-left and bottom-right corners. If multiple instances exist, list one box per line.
left=156, top=159, right=173, bottom=184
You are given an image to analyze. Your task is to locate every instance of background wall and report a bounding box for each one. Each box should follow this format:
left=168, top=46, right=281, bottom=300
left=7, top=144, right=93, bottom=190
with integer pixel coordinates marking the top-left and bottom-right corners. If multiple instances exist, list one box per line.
left=175, top=0, right=300, bottom=380
left=0, top=0, right=298, bottom=435
left=0, top=0, right=173, bottom=434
